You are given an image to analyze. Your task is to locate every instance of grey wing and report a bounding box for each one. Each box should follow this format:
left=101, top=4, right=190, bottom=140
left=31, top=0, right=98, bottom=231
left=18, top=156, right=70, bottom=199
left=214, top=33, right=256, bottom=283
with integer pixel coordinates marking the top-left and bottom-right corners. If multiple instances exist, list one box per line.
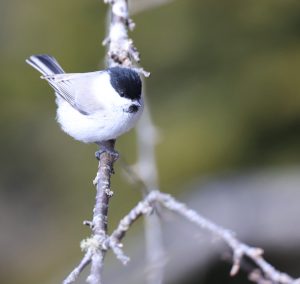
left=43, top=72, right=105, bottom=115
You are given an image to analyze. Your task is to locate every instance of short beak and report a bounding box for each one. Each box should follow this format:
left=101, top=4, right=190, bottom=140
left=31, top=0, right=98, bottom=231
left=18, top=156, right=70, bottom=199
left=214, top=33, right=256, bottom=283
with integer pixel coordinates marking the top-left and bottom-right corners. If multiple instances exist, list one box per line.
left=136, top=99, right=142, bottom=107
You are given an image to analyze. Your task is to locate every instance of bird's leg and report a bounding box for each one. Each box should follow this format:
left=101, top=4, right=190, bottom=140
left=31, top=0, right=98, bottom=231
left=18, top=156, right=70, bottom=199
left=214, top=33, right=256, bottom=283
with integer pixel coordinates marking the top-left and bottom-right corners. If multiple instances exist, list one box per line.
left=95, top=147, right=119, bottom=161
left=93, top=140, right=119, bottom=185
left=95, top=140, right=119, bottom=161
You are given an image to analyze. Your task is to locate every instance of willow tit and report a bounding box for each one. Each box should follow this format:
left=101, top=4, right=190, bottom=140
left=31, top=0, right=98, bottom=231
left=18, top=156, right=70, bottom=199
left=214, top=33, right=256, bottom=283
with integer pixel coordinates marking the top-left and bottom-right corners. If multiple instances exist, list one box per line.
left=26, top=55, right=143, bottom=146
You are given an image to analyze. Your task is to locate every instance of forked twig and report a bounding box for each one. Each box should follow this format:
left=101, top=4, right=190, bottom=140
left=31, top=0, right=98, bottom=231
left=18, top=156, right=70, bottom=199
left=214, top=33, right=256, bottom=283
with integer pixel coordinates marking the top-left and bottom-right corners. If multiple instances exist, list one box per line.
left=107, top=190, right=300, bottom=284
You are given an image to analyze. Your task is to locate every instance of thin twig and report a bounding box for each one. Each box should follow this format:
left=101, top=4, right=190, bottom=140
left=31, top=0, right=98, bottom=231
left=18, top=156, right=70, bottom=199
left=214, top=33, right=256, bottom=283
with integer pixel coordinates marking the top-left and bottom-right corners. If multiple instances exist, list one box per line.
left=63, top=251, right=92, bottom=284
left=61, top=1, right=300, bottom=283
left=107, top=190, right=300, bottom=284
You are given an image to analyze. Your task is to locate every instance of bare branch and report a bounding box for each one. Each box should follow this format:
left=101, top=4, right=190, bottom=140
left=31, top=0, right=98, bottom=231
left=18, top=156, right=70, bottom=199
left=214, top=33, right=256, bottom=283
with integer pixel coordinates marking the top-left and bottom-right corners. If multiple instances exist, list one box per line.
left=63, top=0, right=140, bottom=282
left=151, top=191, right=294, bottom=283
left=108, top=190, right=300, bottom=284
left=86, top=140, right=116, bottom=284
left=134, top=98, right=165, bottom=284
left=103, top=0, right=139, bottom=67
left=61, top=1, right=299, bottom=284
left=63, top=251, right=92, bottom=284
left=63, top=139, right=116, bottom=284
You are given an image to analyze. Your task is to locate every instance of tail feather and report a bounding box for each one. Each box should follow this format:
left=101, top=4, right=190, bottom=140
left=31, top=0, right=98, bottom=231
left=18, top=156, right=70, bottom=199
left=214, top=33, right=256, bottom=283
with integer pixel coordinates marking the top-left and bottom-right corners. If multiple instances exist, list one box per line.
left=26, top=54, right=65, bottom=76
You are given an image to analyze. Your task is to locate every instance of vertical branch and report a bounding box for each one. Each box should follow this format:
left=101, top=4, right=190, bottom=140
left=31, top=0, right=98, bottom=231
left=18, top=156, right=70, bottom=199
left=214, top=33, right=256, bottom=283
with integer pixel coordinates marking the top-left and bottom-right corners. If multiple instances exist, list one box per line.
left=135, top=103, right=159, bottom=189
left=135, top=96, right=165, bottom=284
left=144, top=204, right=165, bottom=284
left=104, top=1, right=164, bottom=280
left=63, top=1, right=141, bottom=284
left=104, top=0, right=140, bottom=68
left=87, top=140, right=115, bottom=284
left=87, top=0, right=138, bottom=282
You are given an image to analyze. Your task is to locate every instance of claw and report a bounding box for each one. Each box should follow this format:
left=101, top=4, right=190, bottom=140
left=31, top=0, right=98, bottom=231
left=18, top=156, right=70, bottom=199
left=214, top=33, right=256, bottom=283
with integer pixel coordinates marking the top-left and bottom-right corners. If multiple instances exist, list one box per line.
left=95, top=148, right=119, bottom=161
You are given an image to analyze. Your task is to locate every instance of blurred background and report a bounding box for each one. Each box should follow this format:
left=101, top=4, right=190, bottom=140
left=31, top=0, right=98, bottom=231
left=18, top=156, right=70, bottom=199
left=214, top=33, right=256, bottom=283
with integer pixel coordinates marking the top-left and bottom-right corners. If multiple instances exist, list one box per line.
left=1, top=0, right=300, bottom=283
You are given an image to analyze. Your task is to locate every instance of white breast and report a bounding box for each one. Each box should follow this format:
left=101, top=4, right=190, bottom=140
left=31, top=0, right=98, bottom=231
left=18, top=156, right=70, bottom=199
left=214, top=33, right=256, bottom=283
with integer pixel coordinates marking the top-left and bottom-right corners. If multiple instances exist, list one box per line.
left=55, top=98, right=143, bottom=143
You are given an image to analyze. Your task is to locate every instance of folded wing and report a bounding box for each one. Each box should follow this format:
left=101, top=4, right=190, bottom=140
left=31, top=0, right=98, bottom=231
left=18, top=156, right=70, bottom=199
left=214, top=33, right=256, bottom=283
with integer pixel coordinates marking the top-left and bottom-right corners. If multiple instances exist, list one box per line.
left=26, top=55, right=105, bottom=115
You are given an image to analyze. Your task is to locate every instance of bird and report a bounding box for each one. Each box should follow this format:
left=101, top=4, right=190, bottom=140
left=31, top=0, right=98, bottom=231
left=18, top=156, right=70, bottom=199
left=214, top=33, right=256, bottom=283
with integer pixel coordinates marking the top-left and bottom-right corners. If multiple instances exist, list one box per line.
left=26, top=54, right=143, bottom=156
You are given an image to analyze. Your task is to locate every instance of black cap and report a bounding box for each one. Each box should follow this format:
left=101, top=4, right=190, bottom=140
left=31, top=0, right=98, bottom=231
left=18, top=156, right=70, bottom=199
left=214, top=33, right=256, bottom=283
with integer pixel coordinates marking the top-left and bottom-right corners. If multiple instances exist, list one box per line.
left=108, top=67, right=142, bottom=100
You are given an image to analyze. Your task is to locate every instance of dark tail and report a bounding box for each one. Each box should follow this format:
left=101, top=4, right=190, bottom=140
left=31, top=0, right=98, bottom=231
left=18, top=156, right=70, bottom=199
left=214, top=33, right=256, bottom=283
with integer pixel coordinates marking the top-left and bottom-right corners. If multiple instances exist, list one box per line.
left=26, top=54, right=65, bottom=76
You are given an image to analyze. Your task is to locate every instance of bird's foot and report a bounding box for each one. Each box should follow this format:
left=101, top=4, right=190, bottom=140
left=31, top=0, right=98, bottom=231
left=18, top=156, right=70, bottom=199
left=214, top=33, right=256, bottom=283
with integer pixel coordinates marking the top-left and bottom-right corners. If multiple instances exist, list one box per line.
left=94, top=141, right=119, bottom=176
left=95, top=147, right=119, bottom=161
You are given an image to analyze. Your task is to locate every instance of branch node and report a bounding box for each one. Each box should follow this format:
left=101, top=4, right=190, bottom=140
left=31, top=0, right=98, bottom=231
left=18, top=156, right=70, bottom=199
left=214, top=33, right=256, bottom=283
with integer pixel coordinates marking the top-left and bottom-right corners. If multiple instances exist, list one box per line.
left=230, top=262, right=241, bottom=277
left=252, top=247, right=264, bottom=257
left=248, top=269, right=268, bottom=284
left=142, top=203, right=154, bottom=216
left=80, top=235, right=108, bottom=254
left=109, top=237, right=130, bottom=265
left=102, top=37, right=110, bottom=46
left=112, top=1, right=128, bottom=18
left=105, top=188, right=114, bottom=196
left=230, top=246, right=244, bottom=276
left=83, top=220, right=94, bottom=228
left=93, top=172, right=100, bottom=186
left=127, top=18, right=136, bottom=30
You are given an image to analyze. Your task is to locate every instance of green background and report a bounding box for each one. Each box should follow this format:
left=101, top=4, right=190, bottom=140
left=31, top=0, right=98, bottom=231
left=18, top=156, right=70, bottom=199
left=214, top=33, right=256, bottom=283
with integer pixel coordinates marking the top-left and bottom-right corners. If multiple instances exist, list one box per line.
left=1, top=0, right=300, bottom=283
